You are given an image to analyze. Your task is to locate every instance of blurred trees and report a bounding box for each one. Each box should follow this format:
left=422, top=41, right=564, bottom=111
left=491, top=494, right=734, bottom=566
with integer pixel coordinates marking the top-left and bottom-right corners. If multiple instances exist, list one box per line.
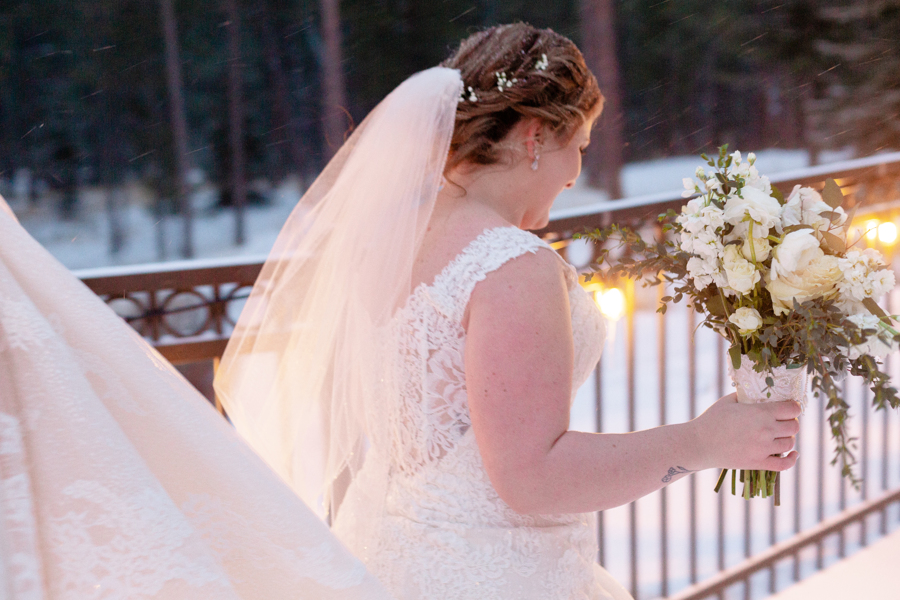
left=0, top=0, right=897, bottom=253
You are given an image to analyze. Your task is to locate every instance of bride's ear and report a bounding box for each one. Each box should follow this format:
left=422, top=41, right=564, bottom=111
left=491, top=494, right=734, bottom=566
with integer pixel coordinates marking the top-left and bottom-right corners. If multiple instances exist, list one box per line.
left=515, top=118, right=544, bottom=160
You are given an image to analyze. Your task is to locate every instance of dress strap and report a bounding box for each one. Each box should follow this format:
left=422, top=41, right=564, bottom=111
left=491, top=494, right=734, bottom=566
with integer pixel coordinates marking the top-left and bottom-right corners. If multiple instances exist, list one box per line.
left=429, top=226, right=574, bottom=324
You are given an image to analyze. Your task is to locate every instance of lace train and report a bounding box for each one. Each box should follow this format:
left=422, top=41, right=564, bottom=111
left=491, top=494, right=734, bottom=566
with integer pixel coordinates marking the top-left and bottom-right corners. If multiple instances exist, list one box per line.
left=0, top=198, right=394, bottom=599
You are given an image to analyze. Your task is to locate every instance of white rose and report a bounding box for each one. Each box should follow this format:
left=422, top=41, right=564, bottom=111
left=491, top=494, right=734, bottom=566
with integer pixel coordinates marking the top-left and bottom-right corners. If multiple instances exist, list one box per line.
left=729, top=307, right=763, bottom=335
left=723, top=186, right=783, bottom=231
left=742, top=234, right=771, bottom=263
left=723, top=244, right=760, bottom=294
left=766, top=230, right=842, bottom=315
left=782, top=185, right=847, bottom=233
left=728, top=222, right=772, bottom=262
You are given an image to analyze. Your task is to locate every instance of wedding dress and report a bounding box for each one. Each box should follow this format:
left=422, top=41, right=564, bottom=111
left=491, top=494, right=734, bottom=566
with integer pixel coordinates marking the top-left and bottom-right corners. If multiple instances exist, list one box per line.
left=0, top=197, right=394, bottom=599
left=332, top=225, right=631, bottom=600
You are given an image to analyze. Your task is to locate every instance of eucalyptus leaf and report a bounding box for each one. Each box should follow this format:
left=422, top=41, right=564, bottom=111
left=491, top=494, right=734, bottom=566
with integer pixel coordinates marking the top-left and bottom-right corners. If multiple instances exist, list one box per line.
left=820, top=230, right=846, bottom=254
left=863, top=297, right=889, bottom=319
left=729, top=345, right=742, bottom=370
left=706, top=294, right=728, bottom=317
left=771, top=184, right=785, bottom=205
left=822, top=179, right=845, bottom=210
left=783, top=224, right=814, bottom=234
left=818, top=210, right=845, bottom=223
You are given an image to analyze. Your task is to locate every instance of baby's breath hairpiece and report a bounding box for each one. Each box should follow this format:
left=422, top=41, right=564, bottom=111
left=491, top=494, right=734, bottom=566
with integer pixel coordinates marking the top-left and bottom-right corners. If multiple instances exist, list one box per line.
left=461, top=53, right=551, bottom=102
left=459, top=85, right=478, bottom=103
left=495, top=71, right=517, bottom=92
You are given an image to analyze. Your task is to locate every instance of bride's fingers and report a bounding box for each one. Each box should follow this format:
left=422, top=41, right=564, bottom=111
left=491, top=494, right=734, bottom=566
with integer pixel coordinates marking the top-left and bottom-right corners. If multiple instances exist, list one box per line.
left=774, top=418, right=800, bottom=438
left=762, top=450, right=799, bottom=471
left=771, top=436, right=796, bottom=455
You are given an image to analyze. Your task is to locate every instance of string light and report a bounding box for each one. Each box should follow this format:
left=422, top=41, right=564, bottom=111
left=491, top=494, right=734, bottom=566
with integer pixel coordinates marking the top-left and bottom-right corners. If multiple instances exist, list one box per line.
left=594, top=288, right=625, bottom=321
left=865, top=219, right=881, bottom=241
left=878, top=221, right=898, bottom=245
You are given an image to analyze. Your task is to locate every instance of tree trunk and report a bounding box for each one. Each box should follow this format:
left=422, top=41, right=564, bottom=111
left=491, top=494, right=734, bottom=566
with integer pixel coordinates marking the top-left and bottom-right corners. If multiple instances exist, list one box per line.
left=159, top=0, right=194, bottom=258
left=256, top=0, right=306, bottom=176
left=225, top=0, right=247, bottom=246
left=580, top=0, right=624, bottom=199
left=97, top=1, right=126, bottom=256
left=319, top=0, right=347, bottom=157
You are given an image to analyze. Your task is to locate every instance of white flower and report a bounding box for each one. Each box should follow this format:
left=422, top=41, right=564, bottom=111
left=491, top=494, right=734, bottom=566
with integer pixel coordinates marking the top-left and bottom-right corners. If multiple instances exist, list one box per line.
left=748, top=152, right=757, bottom=165
left=723, top=244, right=760, bottom=294
left=682, top=177, right=696, bottom=198
left=845, top=313, right=895, bottom=359
left=782, top=185, right=846, bottom=234
left=837, top=248, right=896, bottom=305
left=731, top=150, right=742, bottom=164
left=729, top=307, right=763, bottom=335
left=695, top=166, right=706, bottom=178
left=723, top=186, right=783, bottom=231
left=766, top=230, right=842, bottom=315
left=727, top=222, right=771, bottom=262
left=743, top=234, right=771, bottom=263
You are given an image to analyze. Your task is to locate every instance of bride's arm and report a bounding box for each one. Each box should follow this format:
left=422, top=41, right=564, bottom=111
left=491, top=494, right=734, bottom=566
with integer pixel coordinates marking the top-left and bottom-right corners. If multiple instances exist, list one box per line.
left=464, top=248, right=801, bottom=515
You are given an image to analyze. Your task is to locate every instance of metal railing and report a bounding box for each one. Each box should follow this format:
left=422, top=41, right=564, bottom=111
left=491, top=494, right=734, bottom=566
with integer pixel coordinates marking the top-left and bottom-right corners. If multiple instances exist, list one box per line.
left=76, top=151, right=900, bottom=599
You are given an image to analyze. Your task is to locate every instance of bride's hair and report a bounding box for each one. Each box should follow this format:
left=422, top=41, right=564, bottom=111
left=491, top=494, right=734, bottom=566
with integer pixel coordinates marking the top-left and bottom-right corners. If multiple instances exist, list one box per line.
left=441, top=23, right=602, bottom=171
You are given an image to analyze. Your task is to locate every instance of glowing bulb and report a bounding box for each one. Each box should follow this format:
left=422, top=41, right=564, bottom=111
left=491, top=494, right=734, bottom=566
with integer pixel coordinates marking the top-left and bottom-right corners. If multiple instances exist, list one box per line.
left=866, top=220, right=881, bottom=241
left=595, top=287, right=625, bottom=321
left=878, top=221, right=898, bottom=245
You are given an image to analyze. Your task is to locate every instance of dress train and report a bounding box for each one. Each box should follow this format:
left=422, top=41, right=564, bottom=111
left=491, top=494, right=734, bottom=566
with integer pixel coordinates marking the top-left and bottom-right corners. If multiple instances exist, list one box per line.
left=0, top=195, right=394, bottom=599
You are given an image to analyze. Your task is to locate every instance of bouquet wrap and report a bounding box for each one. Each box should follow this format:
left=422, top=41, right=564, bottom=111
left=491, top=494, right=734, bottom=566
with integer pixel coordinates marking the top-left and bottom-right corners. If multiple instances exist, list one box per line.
left=728, top=361, right=808, bottom=410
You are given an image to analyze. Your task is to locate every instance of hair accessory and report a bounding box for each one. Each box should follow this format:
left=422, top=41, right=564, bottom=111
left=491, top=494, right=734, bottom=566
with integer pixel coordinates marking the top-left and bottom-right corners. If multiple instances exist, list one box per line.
left=460, top=85, right=478, bottom=102
left=535, top=53, right=549, bottom=71
left=495, top=72, right=517, bottom=92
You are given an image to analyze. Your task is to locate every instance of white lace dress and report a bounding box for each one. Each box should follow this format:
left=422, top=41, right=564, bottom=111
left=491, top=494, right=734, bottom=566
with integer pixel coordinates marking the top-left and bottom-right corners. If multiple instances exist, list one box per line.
left=333, top=226, right=632, bottom=600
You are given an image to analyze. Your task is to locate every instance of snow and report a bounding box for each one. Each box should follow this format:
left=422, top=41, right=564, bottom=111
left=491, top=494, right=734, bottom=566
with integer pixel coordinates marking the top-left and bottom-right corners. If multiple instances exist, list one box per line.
left=769, top=525, right=900, bottom=599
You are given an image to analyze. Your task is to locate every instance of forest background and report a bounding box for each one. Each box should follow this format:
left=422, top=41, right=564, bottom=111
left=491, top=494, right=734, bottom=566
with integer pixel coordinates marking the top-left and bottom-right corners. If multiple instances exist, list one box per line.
left=0, top=0, right=898, bottom=261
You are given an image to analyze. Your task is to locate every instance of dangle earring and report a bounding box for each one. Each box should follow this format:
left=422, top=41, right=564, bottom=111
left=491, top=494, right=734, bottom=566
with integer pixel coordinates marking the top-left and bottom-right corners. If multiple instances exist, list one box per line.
left=531, top=145, right=540, bottom=171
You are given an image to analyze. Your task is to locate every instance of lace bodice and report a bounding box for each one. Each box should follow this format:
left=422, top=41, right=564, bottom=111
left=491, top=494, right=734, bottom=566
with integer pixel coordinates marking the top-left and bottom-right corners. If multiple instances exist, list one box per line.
left=334, top=227, right=628, bottom=600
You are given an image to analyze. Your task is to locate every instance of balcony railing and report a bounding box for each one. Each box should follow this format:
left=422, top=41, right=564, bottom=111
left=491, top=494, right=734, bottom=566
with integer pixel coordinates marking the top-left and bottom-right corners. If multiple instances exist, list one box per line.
left=76, top=151, right=900, bottom=599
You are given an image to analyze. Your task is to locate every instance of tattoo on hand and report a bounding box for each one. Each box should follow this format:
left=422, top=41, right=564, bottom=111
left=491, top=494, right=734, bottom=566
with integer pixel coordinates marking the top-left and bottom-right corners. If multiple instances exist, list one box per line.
left=661, top=466, right=694, bottom=483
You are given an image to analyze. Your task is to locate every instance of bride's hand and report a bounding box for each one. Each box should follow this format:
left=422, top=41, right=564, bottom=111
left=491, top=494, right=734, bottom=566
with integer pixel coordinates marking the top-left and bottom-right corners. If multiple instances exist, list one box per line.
left=690, top=393, right=802, bottom=472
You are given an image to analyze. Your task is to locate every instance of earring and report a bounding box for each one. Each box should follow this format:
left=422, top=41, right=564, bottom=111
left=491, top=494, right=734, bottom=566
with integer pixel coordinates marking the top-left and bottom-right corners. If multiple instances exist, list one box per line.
left=531, top=147, right=540, bottom=171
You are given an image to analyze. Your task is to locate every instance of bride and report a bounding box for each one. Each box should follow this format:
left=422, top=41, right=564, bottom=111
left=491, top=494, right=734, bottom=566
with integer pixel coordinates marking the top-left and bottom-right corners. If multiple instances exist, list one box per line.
left=215, top=23, right=802, bottom=600
left=0, top=23, right=801, bottom=600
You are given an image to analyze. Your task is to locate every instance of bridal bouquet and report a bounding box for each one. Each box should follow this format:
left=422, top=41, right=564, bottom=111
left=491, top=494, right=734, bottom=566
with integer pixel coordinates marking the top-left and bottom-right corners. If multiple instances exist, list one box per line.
left=581, top=146, right=900, bottom=503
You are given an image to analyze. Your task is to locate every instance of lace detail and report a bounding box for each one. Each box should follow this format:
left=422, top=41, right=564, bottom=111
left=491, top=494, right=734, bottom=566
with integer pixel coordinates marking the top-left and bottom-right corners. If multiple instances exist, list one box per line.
left=0, top=206, right=396, bottom=600
left=335, top=227, right=624, bottom=600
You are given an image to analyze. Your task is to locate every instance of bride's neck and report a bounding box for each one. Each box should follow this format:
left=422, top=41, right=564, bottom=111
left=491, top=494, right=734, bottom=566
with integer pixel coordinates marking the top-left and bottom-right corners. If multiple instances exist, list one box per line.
left=440, top=162, right=529, bottom=228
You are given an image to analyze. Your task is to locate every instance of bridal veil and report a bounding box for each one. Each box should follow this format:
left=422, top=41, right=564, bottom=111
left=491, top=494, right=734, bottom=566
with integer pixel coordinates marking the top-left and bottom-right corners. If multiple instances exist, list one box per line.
left=214, top=67, right=463, bottom=520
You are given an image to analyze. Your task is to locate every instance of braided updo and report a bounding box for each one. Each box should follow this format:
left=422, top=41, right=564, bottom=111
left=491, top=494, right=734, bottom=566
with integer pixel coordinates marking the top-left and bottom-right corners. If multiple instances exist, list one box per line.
left=441, top=23, right=603, bottom=171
